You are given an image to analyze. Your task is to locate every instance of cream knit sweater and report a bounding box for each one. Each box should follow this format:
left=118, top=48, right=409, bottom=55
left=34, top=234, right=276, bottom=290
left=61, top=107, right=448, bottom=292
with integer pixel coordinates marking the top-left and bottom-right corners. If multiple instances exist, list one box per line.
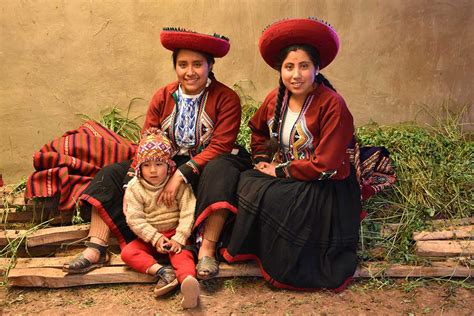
left=124, top=176, right=196, bottom=246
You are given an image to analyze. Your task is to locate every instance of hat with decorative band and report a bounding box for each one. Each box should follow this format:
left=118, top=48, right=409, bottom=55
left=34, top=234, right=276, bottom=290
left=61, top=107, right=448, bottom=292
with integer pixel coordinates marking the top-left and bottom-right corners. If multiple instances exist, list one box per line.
left=259, top=17, right=339, bottom=70
left=160, top=27, right=230, bottom=58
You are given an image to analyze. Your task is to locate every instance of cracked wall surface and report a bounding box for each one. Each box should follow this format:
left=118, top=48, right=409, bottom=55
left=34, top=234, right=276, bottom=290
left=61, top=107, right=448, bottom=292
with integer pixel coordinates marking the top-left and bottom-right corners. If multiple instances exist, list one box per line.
left=1, top=0, right=473, bottom=183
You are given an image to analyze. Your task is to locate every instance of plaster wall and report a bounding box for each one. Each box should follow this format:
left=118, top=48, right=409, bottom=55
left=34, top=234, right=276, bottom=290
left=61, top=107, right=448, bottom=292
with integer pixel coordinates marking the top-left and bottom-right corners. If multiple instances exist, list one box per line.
left=1, top=0, right=473, bottom=183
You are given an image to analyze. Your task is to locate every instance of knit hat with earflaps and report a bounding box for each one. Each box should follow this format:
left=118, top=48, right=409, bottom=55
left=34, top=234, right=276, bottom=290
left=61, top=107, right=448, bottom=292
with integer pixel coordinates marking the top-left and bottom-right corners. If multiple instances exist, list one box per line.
left=135, top=128, right=178, bottom=178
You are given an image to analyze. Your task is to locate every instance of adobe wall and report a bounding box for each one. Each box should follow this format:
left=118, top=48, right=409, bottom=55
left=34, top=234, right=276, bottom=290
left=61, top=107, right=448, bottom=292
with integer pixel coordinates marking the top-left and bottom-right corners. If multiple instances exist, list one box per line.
left=1, top=0, right=472, bottom=183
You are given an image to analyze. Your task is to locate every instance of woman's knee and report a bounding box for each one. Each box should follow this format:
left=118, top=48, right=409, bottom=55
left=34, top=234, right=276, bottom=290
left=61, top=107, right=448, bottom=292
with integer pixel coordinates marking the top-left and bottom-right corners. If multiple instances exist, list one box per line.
left=202, top=155, right=241, bottom=179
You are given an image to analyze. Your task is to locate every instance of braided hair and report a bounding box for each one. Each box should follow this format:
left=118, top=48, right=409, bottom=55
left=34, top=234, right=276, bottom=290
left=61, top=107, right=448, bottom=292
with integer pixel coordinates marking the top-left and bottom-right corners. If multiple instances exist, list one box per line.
left=266, top=44, right=336, bottom=156
left=172, top=49, right=216, bottom=80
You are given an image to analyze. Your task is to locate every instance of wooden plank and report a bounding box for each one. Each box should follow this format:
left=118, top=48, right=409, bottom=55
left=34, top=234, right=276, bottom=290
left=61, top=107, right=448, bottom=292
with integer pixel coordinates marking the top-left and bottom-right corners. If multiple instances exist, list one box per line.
left=354, top=261, right=473, bottom=278
left=416, top=240, right=474, bottom=257
left=26, top=225, right=91, bottom=247
left=0, top=209, right=34, bottom=223
left=8, top=266, right=155, bottom=288
left=413, top=225, right=473, bottom=241
left=0, top=229, right=27, bottom=245
left=431, top=217, right=474, bottom=228
left=5, top=258, right=473, bottom=288
left=0, top=254, right=125, bottom=272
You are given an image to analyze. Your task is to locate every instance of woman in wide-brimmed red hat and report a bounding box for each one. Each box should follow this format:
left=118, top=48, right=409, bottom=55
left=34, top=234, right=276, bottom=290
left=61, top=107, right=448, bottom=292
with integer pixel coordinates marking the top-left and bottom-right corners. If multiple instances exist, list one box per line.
left=220, top=18, right=394, bottom=291
left=62, top=27, right=252, bottom=304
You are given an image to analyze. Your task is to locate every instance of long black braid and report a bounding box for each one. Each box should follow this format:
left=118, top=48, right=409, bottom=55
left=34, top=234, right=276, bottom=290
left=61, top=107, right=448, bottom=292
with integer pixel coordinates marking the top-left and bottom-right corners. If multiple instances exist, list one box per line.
left=266, top=44, right=336, bottom=157
left=266, top=77, right=289, bottom=155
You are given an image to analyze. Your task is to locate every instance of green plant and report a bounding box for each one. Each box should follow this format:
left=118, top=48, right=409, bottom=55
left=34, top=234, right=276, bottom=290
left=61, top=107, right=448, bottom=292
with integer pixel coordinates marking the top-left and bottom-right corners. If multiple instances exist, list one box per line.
left=76, top=98, right=144, bottom=143
left=233, top=81, right=260, bottom=150
left=357, top=103, right=473, bottom=264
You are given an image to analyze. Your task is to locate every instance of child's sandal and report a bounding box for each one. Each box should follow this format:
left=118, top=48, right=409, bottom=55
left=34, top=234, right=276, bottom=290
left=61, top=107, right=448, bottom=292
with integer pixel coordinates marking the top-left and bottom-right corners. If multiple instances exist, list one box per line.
left=62, top=241, right=109, bottom=274
left=154, top=265, right=179, bottom=297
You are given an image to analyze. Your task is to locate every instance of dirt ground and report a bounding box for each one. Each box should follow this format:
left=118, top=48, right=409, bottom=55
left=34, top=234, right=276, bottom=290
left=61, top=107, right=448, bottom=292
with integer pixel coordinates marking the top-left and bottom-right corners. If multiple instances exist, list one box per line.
left=0, top=277, right=472, bottom=315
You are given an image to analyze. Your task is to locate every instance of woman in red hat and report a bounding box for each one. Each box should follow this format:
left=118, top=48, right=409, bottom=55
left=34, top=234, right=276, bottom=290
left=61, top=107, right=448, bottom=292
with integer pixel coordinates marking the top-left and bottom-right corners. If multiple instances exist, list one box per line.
left=222, top=18, right=363, bottom=291
left=63, top=28, right=252, bottom=287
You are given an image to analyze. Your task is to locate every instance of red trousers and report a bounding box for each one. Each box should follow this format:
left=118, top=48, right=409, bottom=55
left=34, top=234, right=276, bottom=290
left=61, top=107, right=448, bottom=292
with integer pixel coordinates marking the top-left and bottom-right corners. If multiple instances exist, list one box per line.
left=121, top=230, right=196, bottom=283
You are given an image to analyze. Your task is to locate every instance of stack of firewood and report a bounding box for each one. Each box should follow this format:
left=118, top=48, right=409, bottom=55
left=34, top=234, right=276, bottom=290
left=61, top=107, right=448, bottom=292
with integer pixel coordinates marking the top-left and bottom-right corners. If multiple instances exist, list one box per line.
left=1, top=185, right=472, bottom=288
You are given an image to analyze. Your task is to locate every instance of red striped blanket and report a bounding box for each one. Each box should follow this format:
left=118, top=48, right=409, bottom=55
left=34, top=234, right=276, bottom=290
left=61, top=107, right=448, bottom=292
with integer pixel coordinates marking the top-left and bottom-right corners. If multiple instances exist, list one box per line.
left=26, top=121, right=137, bottom=212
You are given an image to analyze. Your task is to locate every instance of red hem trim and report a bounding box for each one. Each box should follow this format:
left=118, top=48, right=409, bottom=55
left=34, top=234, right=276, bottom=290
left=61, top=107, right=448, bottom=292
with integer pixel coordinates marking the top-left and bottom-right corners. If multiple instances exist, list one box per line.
left=193, top=201, right=237, bottom=229
left=79, top=194, right=127, bottom=249
left=222, top=249, right=353, bottom=293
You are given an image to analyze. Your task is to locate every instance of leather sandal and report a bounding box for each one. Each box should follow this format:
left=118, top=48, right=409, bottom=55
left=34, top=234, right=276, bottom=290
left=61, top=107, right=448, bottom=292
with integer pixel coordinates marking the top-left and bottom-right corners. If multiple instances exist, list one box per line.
left=196, top=256, right=219, bottom=280
left=62, top=241, right=109, bottom=274
left=154, top=265, right=179, bottom=297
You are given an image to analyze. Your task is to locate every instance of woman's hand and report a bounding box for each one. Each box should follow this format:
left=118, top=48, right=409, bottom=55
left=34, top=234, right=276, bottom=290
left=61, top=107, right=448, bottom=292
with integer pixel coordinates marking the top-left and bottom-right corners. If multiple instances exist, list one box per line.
left=254, top=162, right=277, bottom=177
left=165, top=239, right=182, bottom=254
left=156, top=236, right=171, bottom=254
left=158, top=172, right=184, bottom=207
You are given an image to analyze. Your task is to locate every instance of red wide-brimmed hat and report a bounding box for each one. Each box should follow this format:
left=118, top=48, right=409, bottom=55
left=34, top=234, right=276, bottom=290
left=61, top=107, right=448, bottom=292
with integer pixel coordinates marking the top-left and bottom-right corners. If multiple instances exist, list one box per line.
left=259, top=18, right=340, bottom=70
left=160, top=27, right=230, bottom=58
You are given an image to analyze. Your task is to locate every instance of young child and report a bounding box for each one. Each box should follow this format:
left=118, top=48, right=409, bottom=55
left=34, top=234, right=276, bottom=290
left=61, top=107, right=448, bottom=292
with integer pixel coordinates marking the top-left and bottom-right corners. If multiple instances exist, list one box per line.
left=121, top=129, right=200, bottom=309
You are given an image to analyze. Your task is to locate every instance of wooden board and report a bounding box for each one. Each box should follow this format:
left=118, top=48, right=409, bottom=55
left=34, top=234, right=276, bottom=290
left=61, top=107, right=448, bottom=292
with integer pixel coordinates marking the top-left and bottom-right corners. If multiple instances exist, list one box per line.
left=4, top=258, right=472, bottom=288
left=413, top=225, right=473, bottom=241
left=8, top=266, right=155, bottom=288
left=354, top=261, right=473, bottom=278
left=431, top=217, right=474, bottom=228
left=416, top=240, right=474, bottom=257
left=26, top=225, right=91, bottom=247
left=0, top=209, right=35, bottom=223
left=0, top=229, right=27, bottom=245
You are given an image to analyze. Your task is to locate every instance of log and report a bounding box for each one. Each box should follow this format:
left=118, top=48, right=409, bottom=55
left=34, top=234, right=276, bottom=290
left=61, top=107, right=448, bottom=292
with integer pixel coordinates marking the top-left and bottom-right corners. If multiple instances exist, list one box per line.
left=26, top=225, right=91, bottom=247
left=8, top=266, right=155, bottom=288
left=416, top=240, right=474, bottom=257
left=413, top=225, right=473, bottom=241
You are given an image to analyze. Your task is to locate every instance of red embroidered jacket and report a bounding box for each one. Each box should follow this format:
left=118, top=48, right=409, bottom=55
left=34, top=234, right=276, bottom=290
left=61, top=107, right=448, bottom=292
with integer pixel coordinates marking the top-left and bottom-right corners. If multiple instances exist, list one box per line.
left=249, top=83, right=354, bottom=181
left=140, top=79, right=241, bottom=183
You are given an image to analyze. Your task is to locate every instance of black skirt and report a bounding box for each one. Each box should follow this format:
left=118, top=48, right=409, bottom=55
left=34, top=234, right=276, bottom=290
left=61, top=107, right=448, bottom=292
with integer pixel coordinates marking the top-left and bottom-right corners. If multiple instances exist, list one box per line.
left=223, top=167, right=361, bottom=291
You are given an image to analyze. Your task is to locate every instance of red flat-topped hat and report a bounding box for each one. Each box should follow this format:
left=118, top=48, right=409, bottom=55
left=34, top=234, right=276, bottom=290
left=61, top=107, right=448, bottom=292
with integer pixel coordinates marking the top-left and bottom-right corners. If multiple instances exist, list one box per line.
left=160, top=27, right=230, bottom=58
left=259, top=17, right=340, bottom=70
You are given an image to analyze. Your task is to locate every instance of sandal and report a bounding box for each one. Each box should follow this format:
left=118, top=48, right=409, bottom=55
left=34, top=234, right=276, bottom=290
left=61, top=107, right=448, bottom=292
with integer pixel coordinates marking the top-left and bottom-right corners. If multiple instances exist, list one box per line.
left=154, top=265, right=179, bottom=297
left=62, top=241, right=109, bottom=274
left=196, top=256, right=219, bottom=280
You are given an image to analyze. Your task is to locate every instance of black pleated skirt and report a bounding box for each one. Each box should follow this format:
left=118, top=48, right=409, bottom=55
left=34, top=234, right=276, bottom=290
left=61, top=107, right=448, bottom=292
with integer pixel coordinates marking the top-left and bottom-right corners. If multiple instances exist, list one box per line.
left=223, top=167, right=361, bottom=291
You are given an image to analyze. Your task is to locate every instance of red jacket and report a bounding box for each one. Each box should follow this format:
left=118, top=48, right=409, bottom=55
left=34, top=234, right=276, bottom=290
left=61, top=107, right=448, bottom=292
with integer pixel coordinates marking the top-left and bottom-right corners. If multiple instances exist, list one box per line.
left=249, top=84, right=354, bottom=181
left=141, top=79, right=241, bottom=183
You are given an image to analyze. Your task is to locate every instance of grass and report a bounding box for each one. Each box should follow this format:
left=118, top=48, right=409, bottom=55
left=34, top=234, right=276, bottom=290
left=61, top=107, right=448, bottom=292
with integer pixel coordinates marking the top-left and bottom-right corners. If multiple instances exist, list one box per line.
left=76, top=97, right=144, bottom=143
left=356, top=104, right=472, bottom=264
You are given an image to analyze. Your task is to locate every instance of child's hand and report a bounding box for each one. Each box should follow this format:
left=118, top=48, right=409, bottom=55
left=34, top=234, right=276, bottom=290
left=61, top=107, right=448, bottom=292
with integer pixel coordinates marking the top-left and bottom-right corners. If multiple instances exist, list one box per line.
left=164, top=239, right=182, bottom=254
left=156, top=236, right=171, bottom=254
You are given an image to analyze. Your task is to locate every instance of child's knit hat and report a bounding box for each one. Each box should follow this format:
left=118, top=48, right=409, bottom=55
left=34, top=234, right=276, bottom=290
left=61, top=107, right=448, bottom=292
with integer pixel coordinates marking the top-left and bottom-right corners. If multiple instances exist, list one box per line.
left=135, top=128, right=177, bottom=178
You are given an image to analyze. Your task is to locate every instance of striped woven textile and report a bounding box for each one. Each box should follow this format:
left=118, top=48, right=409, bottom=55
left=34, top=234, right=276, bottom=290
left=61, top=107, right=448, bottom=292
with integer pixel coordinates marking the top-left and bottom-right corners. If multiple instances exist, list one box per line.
left=26, top=121, right=137, bottom=212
